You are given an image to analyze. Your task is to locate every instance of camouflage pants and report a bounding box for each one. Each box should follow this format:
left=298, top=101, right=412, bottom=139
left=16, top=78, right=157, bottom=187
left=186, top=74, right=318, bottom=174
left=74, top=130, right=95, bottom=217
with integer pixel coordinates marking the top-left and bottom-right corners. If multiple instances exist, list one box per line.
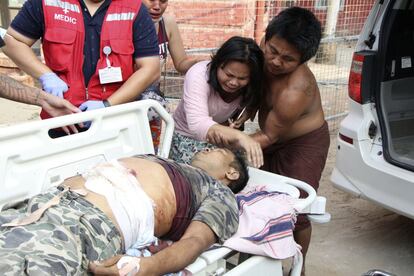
left=169, top=131, right=216, bottom=164
left=0, top=187, right=122, bottom=275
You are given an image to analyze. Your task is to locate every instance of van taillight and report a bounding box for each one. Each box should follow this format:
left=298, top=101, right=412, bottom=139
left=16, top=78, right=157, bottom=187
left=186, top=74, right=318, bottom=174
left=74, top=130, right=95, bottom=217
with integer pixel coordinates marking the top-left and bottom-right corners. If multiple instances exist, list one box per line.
left=348, top=53, right=364, bottom=103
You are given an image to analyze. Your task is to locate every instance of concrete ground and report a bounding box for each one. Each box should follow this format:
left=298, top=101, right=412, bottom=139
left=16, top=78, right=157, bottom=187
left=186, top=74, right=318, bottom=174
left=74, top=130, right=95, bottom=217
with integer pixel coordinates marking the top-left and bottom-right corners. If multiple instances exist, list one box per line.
left=306, top=136, right=414, bottom=276
left=1, top=98, right=414, bottom=276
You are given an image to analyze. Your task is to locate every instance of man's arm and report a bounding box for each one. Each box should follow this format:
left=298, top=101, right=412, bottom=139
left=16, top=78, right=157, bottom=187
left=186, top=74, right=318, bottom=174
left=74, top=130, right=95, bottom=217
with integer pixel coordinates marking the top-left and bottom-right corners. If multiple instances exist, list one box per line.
left=3, top=28, right=52, bottom=79
left=140, top=221, right=216, bottom=275
left=105, top=56, right=160, bottom=105
left=251, top=82, right=310, bottom=149
left=0, top=73, right=81, bottom=133
left=89, top=221, right=216, bottom=275
left=165, top=15, right=202, bottom=74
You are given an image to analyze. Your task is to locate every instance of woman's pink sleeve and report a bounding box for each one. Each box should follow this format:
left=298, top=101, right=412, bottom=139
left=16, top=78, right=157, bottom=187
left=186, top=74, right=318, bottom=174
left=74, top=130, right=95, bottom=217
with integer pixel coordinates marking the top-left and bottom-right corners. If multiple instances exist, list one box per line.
left=183, top=63, right=217, bottom=141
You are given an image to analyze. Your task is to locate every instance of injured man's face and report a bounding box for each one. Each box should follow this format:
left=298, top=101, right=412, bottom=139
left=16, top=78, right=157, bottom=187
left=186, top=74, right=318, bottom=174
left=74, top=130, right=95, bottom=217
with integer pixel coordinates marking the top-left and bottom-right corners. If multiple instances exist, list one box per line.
left=191, top=148, right=236, bottom=174
left=191, top=148, right=249, bottom=193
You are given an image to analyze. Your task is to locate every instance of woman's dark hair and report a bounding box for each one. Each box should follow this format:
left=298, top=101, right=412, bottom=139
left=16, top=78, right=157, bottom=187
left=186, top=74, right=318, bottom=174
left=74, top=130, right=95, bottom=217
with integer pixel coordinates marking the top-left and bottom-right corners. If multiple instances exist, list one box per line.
left=265, top=7, right=322, bottom=63
left=208, top=36, right=264, bottom=112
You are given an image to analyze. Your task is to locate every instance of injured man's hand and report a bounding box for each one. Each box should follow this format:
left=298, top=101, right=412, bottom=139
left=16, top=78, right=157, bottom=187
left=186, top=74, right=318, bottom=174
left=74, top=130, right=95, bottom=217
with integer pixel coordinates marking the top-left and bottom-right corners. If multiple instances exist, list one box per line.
left=89, top=255, right=141, bottom=276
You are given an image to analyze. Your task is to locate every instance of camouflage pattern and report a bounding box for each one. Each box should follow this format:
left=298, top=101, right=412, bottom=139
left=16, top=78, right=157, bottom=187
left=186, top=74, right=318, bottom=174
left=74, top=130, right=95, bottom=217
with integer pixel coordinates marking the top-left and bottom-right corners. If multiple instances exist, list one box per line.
left=138, top=84, right=168, bottom=122
left=138, top=155, right=239, bottom=244
left=169, top=131, right=216, bottom=164
left=179, top=160, right=239, bottom=243
left=0, top=187, right=122, bottom=275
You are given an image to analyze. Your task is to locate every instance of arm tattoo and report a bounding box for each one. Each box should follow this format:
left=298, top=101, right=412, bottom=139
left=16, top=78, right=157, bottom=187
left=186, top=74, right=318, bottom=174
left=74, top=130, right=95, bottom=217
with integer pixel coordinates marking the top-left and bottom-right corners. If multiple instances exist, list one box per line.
left=0, top=73, right=42, bottom=106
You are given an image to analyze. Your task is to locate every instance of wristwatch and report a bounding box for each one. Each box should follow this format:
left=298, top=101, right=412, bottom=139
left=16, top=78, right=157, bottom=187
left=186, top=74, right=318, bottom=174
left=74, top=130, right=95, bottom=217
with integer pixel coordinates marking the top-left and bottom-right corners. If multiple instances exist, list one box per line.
left=103, top=100, right=111, bottom=107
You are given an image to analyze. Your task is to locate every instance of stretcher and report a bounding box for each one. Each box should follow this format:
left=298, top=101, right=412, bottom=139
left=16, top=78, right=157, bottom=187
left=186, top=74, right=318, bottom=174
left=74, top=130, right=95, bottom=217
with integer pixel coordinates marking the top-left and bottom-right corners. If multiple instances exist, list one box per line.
left=0, top=100, right=330, bottom=276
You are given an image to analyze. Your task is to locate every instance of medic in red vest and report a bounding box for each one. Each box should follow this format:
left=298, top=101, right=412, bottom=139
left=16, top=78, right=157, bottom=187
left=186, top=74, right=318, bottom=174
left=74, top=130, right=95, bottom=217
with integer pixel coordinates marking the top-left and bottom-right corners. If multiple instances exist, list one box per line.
left=40, top=0, right=140, bottom=119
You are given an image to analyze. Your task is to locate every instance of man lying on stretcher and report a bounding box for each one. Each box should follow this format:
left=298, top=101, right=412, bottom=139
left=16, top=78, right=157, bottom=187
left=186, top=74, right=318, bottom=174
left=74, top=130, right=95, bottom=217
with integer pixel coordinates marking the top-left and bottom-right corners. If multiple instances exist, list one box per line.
left=0, top=148, right=248, bottom=275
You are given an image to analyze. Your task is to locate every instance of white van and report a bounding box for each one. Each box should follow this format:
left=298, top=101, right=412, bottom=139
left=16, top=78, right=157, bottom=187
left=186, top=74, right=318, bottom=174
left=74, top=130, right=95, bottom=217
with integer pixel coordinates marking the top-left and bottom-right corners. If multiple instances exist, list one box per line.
left=331, top=0, right=414, bottom=219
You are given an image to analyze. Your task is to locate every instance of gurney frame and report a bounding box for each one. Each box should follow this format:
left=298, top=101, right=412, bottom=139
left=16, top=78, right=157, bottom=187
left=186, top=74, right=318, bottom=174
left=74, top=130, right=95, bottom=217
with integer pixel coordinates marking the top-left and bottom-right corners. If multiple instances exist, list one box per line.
left=0, top=100, right=329, bottom=276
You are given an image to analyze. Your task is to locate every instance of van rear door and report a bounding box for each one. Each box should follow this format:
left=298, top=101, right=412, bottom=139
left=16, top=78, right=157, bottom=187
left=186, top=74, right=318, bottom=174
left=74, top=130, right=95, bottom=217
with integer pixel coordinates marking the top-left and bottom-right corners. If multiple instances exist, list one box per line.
left=376, top=0, right=414, bottom=172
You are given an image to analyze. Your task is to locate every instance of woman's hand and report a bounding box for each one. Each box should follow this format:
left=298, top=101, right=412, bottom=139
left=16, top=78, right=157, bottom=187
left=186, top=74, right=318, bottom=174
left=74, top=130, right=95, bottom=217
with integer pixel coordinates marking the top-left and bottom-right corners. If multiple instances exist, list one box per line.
left=229, top=108, right=256, bottom=129
left=237, top=134, right=263, bottom=168
left=207, top=124, right=263, bottom=168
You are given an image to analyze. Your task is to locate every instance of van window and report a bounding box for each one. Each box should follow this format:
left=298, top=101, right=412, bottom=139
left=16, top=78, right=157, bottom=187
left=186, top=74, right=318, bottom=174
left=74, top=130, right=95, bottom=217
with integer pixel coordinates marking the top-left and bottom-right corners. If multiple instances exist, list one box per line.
left=382, top=2, right=414, bottom=81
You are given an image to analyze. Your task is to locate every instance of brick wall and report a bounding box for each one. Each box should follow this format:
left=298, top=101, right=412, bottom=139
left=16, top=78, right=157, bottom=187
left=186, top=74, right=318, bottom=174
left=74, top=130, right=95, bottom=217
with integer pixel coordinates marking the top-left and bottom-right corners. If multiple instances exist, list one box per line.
left=167, top=0, right=375, bottom=51
left=167, top=0, right=261, bottom=49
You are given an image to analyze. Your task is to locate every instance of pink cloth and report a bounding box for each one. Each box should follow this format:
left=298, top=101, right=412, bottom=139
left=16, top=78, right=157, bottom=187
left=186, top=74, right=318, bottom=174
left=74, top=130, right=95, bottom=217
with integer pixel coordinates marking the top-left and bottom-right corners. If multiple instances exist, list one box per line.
left=224, top=187, right=301, bottom=260
left=173, top=61, right=241, bottom=141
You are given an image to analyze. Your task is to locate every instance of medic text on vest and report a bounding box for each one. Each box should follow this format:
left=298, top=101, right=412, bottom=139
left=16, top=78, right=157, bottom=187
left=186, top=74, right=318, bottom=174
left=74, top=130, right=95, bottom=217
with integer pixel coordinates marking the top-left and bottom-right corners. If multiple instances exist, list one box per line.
left=54, top=13, right=77, bottom=24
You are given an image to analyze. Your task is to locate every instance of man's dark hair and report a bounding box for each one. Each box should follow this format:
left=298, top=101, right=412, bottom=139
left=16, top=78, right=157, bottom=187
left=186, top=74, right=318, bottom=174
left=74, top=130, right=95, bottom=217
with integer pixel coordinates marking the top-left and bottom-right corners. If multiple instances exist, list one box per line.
left=227, top=150, right=249, bottom=194
left=208, top=36, right=264, bottom=112
left=265, top=7, right=322, bottom=63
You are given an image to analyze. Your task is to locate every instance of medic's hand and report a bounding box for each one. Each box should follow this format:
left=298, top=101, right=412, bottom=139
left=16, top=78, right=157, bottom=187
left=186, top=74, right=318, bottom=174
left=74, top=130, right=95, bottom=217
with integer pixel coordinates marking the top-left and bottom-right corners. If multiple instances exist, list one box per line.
left=79, top=100, right=106, bottom=129
left=79, top=100, right=106, bottom=112
left=39, top=72, right=68, bottom=98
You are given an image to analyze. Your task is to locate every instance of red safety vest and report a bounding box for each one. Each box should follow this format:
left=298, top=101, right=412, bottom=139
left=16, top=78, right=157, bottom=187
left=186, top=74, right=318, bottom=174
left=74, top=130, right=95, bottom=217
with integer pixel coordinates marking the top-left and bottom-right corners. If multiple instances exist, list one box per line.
left=41, top=0, right=141, bottom=119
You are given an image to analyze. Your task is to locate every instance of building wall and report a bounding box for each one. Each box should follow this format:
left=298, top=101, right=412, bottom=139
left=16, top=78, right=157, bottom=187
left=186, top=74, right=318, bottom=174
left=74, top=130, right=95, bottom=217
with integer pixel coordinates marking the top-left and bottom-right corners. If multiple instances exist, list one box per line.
left=167, top=0, right=376, bottom=50
left=293, top=0, right=376, bottom=36
left=167, top=0, right=261, bottom=49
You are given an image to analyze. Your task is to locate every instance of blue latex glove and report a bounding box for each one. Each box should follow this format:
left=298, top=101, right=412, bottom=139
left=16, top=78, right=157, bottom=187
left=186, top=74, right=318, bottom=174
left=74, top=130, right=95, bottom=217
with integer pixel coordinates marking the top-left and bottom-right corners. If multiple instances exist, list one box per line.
left=79, top=100, right=106, bottom=128
left=39, top=72, right=68, bottom=98
left=79, top=100, right=105, bottom=112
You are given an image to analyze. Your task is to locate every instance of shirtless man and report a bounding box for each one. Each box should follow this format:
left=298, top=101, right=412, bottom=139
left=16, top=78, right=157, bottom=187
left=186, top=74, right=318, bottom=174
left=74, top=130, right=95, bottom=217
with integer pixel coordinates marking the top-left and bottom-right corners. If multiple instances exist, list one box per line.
left=0, top=149, right=247, bottom=275
left=251, top=7, right=330, bottom=274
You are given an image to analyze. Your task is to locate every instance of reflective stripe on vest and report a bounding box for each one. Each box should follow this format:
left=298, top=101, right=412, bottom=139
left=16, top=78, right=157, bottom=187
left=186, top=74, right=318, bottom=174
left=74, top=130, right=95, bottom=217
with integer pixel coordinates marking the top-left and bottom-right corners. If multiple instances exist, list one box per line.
left=106, top=12, right=135, bottom=21
left=44, top=0, right=80, bottom=13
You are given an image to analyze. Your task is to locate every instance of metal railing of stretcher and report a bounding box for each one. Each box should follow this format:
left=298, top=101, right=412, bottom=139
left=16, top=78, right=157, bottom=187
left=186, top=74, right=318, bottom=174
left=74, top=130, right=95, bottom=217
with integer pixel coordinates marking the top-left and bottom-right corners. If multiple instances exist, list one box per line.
left=0, top=100, right=330, bottom=276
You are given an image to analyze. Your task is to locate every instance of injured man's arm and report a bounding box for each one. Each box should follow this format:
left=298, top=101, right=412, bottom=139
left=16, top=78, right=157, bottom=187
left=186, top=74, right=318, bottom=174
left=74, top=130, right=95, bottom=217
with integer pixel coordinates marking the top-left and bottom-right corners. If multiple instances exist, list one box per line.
left=90, top=220, right=217, bottom=275
left=0, top=149, right=249, bottom=275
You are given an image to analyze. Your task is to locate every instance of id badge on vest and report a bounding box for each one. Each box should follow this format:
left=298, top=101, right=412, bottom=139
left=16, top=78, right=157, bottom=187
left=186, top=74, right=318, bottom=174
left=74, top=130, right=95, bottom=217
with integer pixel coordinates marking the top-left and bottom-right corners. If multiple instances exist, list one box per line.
left=99, top=46, right=123, bottom=84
